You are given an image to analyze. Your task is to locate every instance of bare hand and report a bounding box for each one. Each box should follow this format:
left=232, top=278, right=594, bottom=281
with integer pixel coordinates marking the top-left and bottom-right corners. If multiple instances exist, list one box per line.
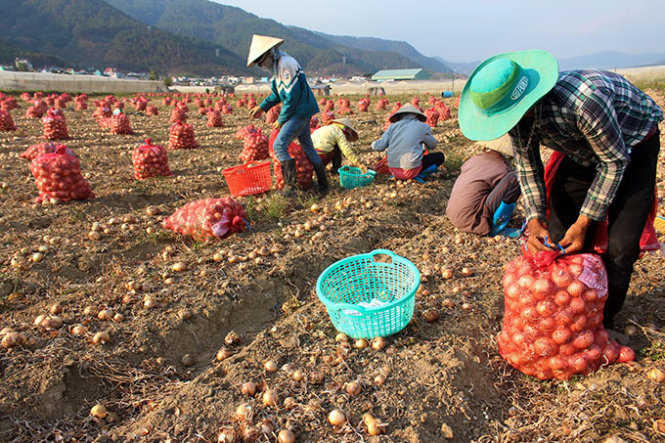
left=272, top=121, right=282, bottom=130
left=248, top=106, right=263, bottom=118
left=526, top=218, right=554, bottom=253
left=559, top=215, right=592, bottom=254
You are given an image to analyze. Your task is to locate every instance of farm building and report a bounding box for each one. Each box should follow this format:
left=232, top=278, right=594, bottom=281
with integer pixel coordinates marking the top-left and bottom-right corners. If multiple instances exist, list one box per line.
left=371, top=68, right=430, bottom=81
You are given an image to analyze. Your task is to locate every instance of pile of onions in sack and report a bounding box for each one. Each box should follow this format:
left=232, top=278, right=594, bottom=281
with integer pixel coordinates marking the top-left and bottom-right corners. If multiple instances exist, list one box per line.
left=239, top=128, right=269, bottom=163
left=132, top=138, right=172, bottom=180
left=206, top=108, right=223, bottom=127
left=42, top=108, right=69, bottom=140
left=162, top=197, right=247, bottom=241
left=0, top=110, right=16, bottom=131
left=168, top=121, right=198, bottom=150
left=497, top=250, right=634, bottom=380
left=108, top=113, right=134, bottom=135
left=30, top=145, right=94, bottom=203
left=425, top=108, right=440, bottom=127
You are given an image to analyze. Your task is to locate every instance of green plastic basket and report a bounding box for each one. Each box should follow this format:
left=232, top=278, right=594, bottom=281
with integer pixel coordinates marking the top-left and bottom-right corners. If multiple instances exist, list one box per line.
left=316, top=249, right=420, bottom=339
left=339, top=166, right=376, bottom=189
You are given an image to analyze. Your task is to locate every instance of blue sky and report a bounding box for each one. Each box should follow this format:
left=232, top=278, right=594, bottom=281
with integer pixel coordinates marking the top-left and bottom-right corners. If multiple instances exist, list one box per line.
left=213, top=0, right=664, bottom=62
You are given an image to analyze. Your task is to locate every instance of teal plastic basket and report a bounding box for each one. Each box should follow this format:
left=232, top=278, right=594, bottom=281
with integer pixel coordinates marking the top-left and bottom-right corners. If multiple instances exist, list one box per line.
left=339, top=166, right=376, bottom=189
left=316, top=249, right=420, bottom=339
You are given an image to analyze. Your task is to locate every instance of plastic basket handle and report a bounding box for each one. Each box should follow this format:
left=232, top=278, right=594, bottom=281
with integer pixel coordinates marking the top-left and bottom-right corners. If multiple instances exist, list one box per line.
left=369, top=249, right=398, bottom=264
left=245, top=160, right=270, bottom=169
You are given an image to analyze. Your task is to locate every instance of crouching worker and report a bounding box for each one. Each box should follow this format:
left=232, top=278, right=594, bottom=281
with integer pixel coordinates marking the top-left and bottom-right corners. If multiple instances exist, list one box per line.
left=371, top=104, right=444, bottom=181
left=446, top=134, right=520, bottom=236
left=312, top=118, right=364, bottom=173
left=247, top=34, right=329, bottom=196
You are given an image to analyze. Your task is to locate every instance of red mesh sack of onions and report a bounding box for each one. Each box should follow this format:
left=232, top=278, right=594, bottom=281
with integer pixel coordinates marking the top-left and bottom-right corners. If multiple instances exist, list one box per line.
left=146, top=105, right=159, bottom=116
left=26, top=102, right=45, bottom=119
left=169, top=106, right=188, bottom=123
left=390, top=102, right=402, bottom=115
left=320, top=111, right=335, bottom=126
left=30, top=145, right=94, bottom=203
left=42, top=109, right=69, bottom=140
left=132, top=138, right=171, bottom=180
left=162, top=197, right=247, bottom=241
left=2, top=96, right=18, bottom=111
left=357, top=98, right=370, bottom=112
left=168, top=121, right=198, bottom=150
left=268, top=130, right=313, bottom=190
left=234, top=124, right=259, bottom=140
left=497, top=251, right=634, bottom=381
left=375, top=97, right=389, bottom=110
left=309, top=116, right=320, bottom=132
left=239, top=130, right=269, bottom=163
left=75, top=101, right=88, bottom=111
left=265, top=105, right=281, bottom=124
left=438, top=103, right=452, bottom=121
left=425, top=108, right=440, bottom=127
left=21, top=142, right=75, bottom=161
left=206, top=108, right=223, bottom=127
left=109, top=113, right=134, bottom=135
left=0, top=109, right=17, bottom=131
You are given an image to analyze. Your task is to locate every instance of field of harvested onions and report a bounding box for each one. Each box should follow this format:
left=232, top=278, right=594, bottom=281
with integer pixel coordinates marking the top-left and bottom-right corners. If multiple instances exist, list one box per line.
left=0, top=89, right=664, bottom=442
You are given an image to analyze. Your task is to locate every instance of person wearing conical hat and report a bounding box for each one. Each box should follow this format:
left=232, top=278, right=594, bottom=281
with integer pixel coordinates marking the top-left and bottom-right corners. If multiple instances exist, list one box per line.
left=311, top=118, right=364, bottom=174
left=459, top=49, right=663, bottom=329
left=371, top=104, right=445, bottom=181
left=247, top=34, right=328, bottom=196
left=446, top=134, right=520, bottom=236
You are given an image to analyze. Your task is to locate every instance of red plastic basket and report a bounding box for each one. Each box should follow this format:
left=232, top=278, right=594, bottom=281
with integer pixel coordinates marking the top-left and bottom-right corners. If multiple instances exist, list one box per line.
left=223, top=160, right=272, bottom=196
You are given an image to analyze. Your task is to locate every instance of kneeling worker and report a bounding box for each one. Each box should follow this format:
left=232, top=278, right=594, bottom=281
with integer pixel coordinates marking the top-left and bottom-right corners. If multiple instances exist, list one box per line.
left=446, top=135, right=520, bottom=236
left=312, top=118, right=364, bottom=173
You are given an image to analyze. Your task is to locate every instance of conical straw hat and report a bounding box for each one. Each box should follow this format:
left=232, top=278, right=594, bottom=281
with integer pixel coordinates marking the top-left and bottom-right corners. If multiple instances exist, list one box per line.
left=247, top=34, right=285, bottom=67
left=389, top=104, right=426, bottom=123
left=476, top=134, right=514, bottom=157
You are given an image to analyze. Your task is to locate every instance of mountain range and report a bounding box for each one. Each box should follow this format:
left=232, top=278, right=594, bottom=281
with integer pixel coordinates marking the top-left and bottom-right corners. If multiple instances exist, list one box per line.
left=0, top=0, right=663, bottom=78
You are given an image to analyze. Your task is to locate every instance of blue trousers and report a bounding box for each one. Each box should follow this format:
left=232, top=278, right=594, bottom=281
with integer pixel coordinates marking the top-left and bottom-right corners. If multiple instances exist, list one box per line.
left=273, top=116, right=322, bottom=166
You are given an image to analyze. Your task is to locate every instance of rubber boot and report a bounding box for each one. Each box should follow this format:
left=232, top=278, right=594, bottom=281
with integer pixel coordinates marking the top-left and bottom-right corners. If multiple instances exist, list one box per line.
left=312, top=163, right=329, bottom=196
left=280, top=159, right=298, bottom=198
left=414, top=164, right=438, bottom=183
left=490, top=201, right=516, bottom=236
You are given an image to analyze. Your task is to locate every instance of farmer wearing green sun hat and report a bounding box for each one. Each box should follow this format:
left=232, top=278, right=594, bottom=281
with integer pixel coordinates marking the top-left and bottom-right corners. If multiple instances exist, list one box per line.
left=459, top=49, right=663, bottom=330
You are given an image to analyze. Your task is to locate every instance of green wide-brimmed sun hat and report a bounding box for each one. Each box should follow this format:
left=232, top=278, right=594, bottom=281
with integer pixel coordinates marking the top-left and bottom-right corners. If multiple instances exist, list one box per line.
left=459, top=50, right=559, bottom=141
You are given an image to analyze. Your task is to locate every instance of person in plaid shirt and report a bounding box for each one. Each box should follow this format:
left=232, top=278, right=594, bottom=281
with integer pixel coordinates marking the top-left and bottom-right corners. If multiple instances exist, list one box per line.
left=459, top=50, right=662, bottom=329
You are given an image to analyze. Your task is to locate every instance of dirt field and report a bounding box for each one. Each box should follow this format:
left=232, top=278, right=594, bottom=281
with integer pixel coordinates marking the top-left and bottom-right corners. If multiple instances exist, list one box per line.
left=0, top=90, right=664, bottom=443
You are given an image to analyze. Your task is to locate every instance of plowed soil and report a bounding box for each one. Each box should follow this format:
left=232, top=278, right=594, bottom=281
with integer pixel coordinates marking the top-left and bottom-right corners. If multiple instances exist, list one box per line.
left=1, top=91, right=664, bottom=442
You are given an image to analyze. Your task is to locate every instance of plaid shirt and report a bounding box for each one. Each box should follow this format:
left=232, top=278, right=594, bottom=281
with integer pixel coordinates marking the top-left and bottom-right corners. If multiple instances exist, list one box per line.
left=510, top=70, right=663, bottom=222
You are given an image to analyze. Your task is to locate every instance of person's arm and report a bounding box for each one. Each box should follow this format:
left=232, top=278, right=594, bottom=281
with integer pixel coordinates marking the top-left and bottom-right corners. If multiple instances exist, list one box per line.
left=371, top=128, right=390, bottom=152
left=422, top=125, right=438, bottom=149
left=511, top=129, right=553, bottom=252
left=335, top=127, right=361, bottom=166
left=560, top=91, right=630, bottom=253
left=258, top=81, right=280, bottom=113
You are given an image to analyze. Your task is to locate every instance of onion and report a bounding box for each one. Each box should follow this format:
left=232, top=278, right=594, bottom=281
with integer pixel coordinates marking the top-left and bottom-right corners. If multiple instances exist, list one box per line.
left=1, top=332, right=25, bottom=348
left=647, top=368, right=665, bottom=383
left=172, top=262, right=187, bottom=272
left=225, top=331, right=241, bottom=345
left=283, top=397, right=297, bottom=410
left=144, top=296, right=159, bottom=309
left=308, top=371, right=324, bottom=385
left=112, top=313, right=124, bottom=322
left=335, top=332, right=348, bottom=342
left=345, top=380, right=362, bottom=395
left=217, top=426, right=237, bottom=443
left=371, top=336, right=386, bottom=351
left=460, top=267, right=472, bottom=277
left=92, top=331, right=110, bottom=344
left=216, top=347, right=232, bottom=361
left=264, top=360, right=278, bottom=373
left=97, top=309, right=114, bottom=321
left=441, top=268, right=454, bottom=279
left=90, top=404, right=108, bottom=419
left=277, top=429, right=296, bottom=443
left=623, top=325, right=638, bottom=336
left=292, top=369, right=305, bottom=382
left=354, top=338, right=369, bottom=349
left=422, top=309, right=439, bottom=322
left=328, top=409, right=346, bottom=426
left=262, top=388, right=278, bottom=407
left=234, top=403, right=253, bottom=421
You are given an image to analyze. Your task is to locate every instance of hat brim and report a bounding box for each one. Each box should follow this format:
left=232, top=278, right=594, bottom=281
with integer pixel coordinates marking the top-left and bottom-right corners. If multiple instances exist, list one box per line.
left=459, top=50, right=558, bottom=141
left=331, top=119, right=358, bottom=141
left=247, top=40, right=284, bottom=67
